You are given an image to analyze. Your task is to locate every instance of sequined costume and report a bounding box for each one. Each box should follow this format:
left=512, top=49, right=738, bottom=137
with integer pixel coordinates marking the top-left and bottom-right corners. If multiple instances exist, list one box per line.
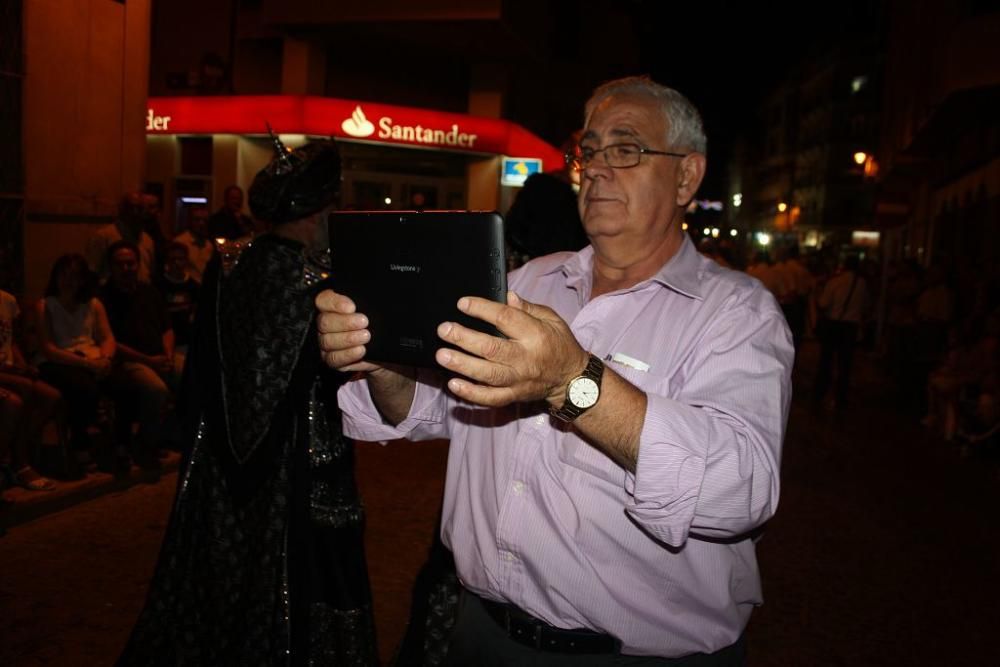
left=119, top=138, right=377, bottom=666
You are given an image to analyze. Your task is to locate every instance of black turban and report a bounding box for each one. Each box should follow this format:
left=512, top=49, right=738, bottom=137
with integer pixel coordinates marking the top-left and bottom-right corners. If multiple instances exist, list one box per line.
left=248, top=139, right=341, bottom=224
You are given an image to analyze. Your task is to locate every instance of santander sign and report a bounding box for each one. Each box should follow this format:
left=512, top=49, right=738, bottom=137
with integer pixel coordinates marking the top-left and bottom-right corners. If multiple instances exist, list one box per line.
left=341, top=105, right=478, bottom=148
left=142, top=96, right=563, bottom=167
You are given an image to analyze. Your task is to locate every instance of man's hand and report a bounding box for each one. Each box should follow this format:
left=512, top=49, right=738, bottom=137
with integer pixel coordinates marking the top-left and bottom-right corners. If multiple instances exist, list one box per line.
left=435, top=291, right=588, bottom=408
left=315, top=288, right=417, bottom=425
left=315, top=289, right=380, bottom=373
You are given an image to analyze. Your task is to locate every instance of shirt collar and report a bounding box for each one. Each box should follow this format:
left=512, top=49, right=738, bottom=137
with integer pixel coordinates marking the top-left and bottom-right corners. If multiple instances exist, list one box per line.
left=542, top=234, right=705, bottom=301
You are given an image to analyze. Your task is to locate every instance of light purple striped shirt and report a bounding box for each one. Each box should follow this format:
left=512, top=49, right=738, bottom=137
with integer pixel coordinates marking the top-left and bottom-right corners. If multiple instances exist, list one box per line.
left=339, top=235, right=794, bottom=657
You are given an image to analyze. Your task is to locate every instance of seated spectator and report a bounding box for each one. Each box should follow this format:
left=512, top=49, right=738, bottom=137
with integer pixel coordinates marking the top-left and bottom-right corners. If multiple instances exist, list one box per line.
left=35, top=255, right=116, bottom=467
left=208, top=185, right=254, bottom=241
left=0, top=288, right=60, bottom=490
left=924, top=323, right=978, bottom=441
left=950, top=310, right=1000, bottom=448
left=99, top=241, right=173, bottom=470
left=86, top=192, right=157, bottom=284
left=157, top=242, right=200, bottom=379
left=173, top=205, right=214, bottom=283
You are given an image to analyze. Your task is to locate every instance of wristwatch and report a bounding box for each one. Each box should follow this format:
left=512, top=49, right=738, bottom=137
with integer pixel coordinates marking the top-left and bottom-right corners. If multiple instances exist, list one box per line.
left=550, top=354, right=605, bottom=423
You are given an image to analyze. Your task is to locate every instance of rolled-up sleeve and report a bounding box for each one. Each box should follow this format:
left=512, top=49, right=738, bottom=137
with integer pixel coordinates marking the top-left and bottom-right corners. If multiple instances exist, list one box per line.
left=338, top=368, right=451, bottom=443
left=624, top=303, right=793, bottom=547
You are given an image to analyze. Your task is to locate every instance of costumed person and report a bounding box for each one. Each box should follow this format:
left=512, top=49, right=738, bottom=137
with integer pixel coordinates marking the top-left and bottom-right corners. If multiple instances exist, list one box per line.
left=118, top=134, right=378, bottom=666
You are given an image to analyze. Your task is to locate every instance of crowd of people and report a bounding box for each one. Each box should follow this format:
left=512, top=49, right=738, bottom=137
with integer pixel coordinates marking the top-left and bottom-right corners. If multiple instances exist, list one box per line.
left=699, top=238, right=1000, bottom=457
left=0, top=186, right=253, bottom=501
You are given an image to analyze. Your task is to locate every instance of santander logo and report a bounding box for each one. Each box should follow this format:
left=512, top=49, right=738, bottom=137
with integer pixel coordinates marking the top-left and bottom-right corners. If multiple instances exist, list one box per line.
left=341, top=106, right=376, bottom=137
left=340, top=104, right=479, bottom=149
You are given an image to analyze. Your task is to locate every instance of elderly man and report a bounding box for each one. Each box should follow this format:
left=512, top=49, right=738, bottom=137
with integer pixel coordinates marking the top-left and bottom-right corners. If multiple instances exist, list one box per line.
left=317, top=76, right=793, bottom=665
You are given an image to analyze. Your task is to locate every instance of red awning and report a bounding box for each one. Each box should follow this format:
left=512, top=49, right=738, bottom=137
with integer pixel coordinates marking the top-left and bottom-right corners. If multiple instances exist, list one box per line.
left=146, top=95, right=563, bottom=171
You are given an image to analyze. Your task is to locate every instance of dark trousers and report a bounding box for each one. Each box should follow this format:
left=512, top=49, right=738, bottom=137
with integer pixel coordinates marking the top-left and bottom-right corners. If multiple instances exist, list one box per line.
left=814, top=320, right=859, bottom=407
left=781, top=299, right=806, bottom=349
left=443, top=591, right=746, bottom=667
left=38, top=362, right=101, bottom=448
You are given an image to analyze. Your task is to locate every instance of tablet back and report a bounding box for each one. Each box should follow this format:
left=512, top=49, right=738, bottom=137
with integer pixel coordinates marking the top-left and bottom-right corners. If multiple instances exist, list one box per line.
left=328, top=210, right=507, bottom=367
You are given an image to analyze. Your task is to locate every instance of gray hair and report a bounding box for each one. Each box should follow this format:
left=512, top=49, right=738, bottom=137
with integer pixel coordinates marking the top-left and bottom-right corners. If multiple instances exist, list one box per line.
left=584, top=76, right=707, bottom=155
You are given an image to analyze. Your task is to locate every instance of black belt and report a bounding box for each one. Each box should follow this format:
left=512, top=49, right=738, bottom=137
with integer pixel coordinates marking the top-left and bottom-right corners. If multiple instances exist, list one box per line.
left=478, top=595, right=621, bottom=654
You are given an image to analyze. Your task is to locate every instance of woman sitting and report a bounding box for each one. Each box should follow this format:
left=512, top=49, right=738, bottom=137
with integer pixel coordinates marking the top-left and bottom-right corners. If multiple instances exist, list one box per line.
left=35, top=254, right=116, bottom=467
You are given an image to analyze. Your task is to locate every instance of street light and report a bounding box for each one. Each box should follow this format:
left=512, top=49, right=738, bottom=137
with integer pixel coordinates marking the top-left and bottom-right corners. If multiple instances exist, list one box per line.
left=853, top=151, right=868, bottom=165
left=777, top=202, right=788, bottom=213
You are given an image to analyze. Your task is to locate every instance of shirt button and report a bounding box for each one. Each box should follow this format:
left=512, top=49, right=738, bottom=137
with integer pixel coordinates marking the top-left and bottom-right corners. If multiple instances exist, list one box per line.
left=502, top=551, right=517, bottom=562
left=512, top=481, right=525, bottom=495
left=534, top=414, right=547, bottom=426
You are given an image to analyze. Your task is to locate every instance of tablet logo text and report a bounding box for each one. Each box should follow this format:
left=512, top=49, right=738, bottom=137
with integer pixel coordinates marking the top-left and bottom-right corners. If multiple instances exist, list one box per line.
left=390, top=264, right=421, bottom=273
left=400, top=336, right=424, bottom=349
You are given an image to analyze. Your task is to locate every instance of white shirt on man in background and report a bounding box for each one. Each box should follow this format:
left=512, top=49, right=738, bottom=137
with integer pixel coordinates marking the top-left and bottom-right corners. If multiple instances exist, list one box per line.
left=819, top=269, right=868, bottom=324
left=173, top=231, right=214, bottom=284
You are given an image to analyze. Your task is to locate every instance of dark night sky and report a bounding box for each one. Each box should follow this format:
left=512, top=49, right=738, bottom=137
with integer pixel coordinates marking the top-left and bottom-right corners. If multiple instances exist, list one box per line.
left=625, top=0, right=886, bottom=197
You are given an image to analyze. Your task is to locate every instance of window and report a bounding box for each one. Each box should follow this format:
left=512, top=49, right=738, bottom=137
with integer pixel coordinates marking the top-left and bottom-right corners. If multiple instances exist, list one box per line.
left=179, top=137, right=213, bottom=176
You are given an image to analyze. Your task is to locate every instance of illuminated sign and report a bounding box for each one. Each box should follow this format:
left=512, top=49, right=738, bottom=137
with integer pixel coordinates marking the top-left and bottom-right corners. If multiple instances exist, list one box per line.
left=145, top=96, right=561, bottom=166
left=851, top=231, right=880, bottom=247
left=145, top=109, right=172, bottom=131
left=500, top=157, right=542, bottom=186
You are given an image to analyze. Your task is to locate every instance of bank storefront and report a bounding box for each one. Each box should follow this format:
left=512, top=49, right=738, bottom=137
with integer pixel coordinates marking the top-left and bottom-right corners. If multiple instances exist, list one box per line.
left=145, top=95, right=561, bottom=232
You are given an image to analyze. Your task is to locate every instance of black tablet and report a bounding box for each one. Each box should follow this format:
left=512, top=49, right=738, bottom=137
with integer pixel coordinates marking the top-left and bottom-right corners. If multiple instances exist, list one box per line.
left=328, top=210, right=507, bottom=368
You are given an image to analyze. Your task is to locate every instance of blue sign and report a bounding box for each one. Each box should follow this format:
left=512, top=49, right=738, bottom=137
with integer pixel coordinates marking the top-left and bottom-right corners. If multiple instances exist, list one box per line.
left=501, top=157, right=543, bottom=187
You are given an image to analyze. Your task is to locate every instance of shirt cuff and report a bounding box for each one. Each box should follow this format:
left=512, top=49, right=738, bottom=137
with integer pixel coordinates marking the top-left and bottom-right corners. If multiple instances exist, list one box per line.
left=338, top=369, right=447, bottom=443
left=624, top=393, right=709, bottom=547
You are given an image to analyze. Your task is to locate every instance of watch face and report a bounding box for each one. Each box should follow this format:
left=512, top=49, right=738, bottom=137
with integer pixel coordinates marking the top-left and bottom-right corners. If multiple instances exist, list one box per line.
left=568, top=377, right=600, bottom=409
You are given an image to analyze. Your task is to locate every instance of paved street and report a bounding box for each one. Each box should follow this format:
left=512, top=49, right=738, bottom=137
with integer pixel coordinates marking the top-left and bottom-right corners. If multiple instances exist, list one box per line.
left=2, top=343, right=998, bottom=665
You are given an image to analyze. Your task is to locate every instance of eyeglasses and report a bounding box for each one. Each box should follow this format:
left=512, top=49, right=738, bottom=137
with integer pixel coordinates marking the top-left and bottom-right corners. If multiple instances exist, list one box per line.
left=564, top=142, right=689, bottom=171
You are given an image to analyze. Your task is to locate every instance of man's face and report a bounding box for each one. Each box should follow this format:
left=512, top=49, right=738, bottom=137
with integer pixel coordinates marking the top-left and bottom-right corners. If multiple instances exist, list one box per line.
left=189, top=208, right=209, bottom=237
left=122, top=192, right=145, bottom=232
left=577, top=94, right=685, bottom=252
left=165, top=248, right=188, bottom=279
left=142, top=193, right=160, bottom=215
left=225, top=188, right=243, bottom=213
left=110, top=248, right=139, bottom=291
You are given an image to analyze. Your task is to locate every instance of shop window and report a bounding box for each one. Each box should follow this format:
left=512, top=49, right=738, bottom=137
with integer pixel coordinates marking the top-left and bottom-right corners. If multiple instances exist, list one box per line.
left=180, top=137, right=213, bottom=176
left=353, top=181, right=392, bottom=210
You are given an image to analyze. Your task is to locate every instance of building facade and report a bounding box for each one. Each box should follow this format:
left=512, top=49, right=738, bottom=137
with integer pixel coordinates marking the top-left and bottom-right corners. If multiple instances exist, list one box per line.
left=876, top=0, right=1000, bottom=272
left=727, top=36, right=883, bottom=257
left=146, top=0, right=640, bottom=235
left=13, top=0, right=151, bottom=298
